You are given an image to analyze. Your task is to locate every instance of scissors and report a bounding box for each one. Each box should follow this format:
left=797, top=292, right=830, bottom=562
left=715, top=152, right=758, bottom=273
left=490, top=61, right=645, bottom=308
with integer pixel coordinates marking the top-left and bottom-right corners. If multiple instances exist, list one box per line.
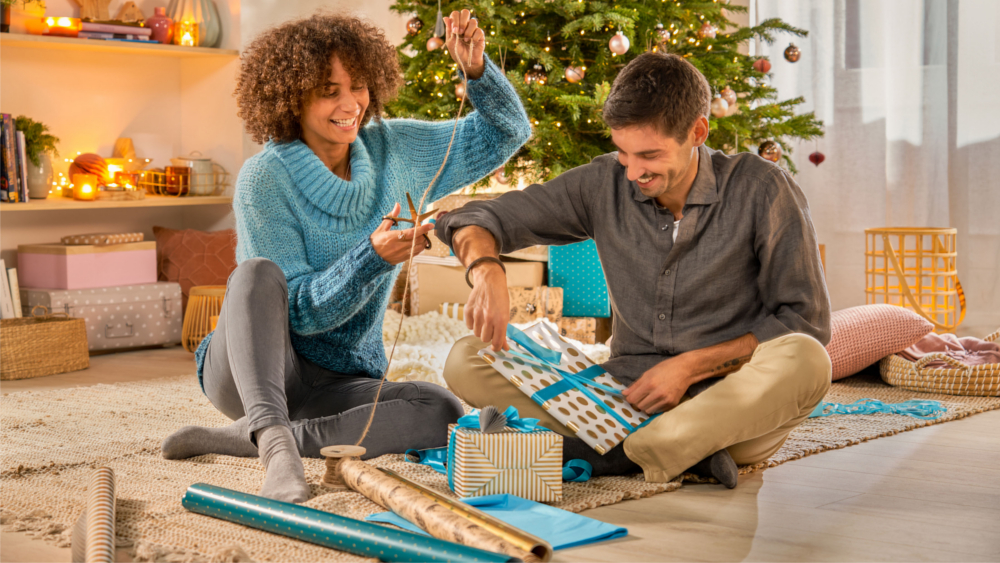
left=382, top=193, right=435, bottom=249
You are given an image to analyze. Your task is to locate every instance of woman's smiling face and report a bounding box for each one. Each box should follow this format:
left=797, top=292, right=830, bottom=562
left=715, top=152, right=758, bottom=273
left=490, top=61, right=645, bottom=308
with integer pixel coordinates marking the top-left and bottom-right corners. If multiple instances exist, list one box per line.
left=300, top=55, right=370, bottom=148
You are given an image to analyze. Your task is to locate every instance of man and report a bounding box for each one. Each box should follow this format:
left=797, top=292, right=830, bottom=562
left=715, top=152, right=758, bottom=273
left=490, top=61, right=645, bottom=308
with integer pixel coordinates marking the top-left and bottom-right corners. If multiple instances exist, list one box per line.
left=436, top=52, right=832, bottom=488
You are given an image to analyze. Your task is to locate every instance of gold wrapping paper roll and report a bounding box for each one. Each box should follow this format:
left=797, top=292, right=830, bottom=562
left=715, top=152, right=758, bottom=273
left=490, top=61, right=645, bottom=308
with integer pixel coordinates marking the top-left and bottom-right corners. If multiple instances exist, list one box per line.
left=85, top=467, right=116, bottom=563
left=336, top=456, right=549, bottom=562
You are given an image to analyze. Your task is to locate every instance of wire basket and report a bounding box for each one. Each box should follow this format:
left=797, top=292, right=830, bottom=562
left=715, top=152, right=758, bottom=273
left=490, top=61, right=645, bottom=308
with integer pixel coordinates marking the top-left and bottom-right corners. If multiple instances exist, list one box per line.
left=137, top=165, right=231, bottom=197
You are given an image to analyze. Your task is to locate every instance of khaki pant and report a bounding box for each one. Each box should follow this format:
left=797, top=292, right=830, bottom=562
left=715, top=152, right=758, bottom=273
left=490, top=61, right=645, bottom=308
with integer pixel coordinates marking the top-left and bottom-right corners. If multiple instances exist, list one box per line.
left=443, top=332, right=832, bottom=483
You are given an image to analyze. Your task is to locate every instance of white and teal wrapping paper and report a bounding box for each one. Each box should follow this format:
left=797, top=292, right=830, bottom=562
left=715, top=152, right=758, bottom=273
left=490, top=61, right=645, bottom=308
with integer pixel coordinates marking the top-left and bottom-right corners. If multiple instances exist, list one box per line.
left=547, top=240, right=610, bottom=318
left=479, top=322, right=657, bottom=454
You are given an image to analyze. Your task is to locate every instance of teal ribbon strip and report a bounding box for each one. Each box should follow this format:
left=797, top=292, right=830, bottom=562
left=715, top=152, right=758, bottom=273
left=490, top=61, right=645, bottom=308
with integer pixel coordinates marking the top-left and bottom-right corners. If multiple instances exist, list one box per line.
left=562, top=459, right=593, bottom=482
left=505, top=325, right=658, bottom=436
left=809, top=399, right=946, bottom=420
left=181, top=483, right=513, bottom=562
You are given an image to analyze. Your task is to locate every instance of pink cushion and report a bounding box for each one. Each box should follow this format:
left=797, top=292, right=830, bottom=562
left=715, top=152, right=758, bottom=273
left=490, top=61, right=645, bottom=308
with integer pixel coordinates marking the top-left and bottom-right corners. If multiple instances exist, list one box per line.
left=826, top=305, right=935, bottom=380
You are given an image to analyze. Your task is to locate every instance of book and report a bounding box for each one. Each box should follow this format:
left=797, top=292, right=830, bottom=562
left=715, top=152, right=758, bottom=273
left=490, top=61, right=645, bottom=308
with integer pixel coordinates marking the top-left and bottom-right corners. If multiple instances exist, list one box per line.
left=79, top=31, right=114, bottom=39
left=80, top=22, right=151, bottom=36
left=0, top=259, right=14, bottom=319
left=16, top=130, right=29, bottom=203
left=7, top=268, right=22, bottom=318
left=1, top=114, right=18, bottom=203
left=1, top=118, right=6, bottom=203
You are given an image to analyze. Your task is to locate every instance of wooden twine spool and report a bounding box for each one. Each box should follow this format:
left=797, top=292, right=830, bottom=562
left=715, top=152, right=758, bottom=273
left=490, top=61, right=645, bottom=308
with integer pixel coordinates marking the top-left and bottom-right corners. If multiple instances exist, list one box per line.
left=181, top=285, right=226, bottom=352
left=319, top=445, right=366, bottom=489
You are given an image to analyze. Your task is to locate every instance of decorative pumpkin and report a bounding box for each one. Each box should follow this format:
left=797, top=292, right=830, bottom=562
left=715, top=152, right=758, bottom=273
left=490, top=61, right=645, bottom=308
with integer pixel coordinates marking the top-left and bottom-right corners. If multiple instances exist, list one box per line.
left=69, top=153, right=109, bottom=184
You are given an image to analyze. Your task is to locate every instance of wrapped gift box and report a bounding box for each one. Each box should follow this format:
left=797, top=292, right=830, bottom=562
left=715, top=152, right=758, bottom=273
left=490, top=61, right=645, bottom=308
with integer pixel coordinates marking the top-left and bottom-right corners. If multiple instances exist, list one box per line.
left=409, top=256, right=544, bottom=316
left=17, top=241, right=157, bottom=290
left=548, top=240, right=609, bottom=317
left=479, top=322, right=653, bottom=454
left=426, top=194, right=548, bottom=261
left=19, top=282, right=182, bottom=351
left=448, top=424, right=563, bottom=502
left=440, top=286, right=563, bottom=324
left=557, top=316, right=612, bottom=345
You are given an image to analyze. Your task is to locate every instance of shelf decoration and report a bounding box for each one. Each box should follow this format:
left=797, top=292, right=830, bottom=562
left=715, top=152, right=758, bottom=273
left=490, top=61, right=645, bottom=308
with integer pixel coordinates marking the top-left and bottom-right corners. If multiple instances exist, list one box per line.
left=145, top=7, right=173, bottom=44
left=114, top=171, right=139, bottom=189
left=42, top=17, right=82, bottom=38
left=173, top=20, right=199, bottom=47
left=72, top=174, right=98, bottom=201
left=115, top=1, right=145, bottom=23
left=167, top=0, right=221, bottom=48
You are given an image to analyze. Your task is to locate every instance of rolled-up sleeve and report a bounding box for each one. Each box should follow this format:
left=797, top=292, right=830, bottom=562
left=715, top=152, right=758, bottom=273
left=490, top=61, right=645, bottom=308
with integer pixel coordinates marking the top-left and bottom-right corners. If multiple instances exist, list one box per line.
left=750, top=169, right=831, bottom=345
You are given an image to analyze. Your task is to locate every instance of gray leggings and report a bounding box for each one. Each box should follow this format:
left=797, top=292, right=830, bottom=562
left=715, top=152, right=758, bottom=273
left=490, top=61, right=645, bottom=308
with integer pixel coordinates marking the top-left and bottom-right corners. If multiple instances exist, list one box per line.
left=202, top=257, right=464, bottom=459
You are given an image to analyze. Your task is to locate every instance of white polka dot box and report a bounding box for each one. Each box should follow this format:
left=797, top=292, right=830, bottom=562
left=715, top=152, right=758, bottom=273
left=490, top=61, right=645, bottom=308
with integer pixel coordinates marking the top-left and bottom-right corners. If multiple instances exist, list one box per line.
left=478, top=321, right=653, bottom=454
left=18, top=282, right=183, bottom=351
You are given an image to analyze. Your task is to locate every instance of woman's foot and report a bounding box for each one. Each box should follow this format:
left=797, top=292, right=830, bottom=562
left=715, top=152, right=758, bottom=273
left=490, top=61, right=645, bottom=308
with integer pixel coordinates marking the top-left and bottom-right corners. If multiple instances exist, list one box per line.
left=161, top=418, right=258, bottom=459
left=255, top=424, right=311, bottom=503
left=687, top=449, right=739, bottom=488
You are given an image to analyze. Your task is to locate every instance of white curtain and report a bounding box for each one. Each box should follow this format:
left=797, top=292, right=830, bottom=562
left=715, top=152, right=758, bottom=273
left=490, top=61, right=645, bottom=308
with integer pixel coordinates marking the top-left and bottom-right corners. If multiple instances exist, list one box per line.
left=754, top=0, right=1000, bottom=335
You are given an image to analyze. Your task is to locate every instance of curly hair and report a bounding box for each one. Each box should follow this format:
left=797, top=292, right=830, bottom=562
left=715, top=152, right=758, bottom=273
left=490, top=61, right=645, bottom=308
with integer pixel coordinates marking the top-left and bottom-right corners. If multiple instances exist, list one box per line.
left=236, top=13, right=402, bottom=144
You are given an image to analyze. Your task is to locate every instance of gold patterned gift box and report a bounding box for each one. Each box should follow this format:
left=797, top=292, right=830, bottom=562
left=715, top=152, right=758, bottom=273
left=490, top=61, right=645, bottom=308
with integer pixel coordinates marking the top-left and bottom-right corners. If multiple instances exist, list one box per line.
left=448, top=424, right=563, bottom=502
left=479, top=321, right=654, bottom=454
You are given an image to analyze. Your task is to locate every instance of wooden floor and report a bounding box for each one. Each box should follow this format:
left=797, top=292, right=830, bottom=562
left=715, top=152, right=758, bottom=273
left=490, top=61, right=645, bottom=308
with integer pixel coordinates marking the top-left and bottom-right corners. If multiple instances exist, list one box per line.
left=3, top=346, right=999, bottom=562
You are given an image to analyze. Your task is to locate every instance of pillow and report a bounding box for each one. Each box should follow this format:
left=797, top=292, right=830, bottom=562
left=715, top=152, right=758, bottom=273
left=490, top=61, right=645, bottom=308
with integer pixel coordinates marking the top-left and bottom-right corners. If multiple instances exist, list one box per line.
left=826, top=304, right=935, bottom=380
left=152, top=226, right=237, bottom=312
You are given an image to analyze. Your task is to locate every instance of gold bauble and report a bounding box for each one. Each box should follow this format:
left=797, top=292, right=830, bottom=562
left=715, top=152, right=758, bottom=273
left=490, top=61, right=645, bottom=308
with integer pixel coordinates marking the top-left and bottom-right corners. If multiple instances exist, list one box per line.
left=609, top=32, right=630, bottom=55
left=426, top=36, right=444, bottom=51
left=494, top=168, right=510, bottom=185
left=565, top=65, right=585, bottom=84
left=524, top=64, right=547, bottom=86
left=784, top=43, right=801, bottom=63
left=455, top=83, right=466, bottom=99
left=697, top=22, right=717, bottom=39
left=406, top=17, right=423, bottom=36
left=721, top=87, right=737, bottom=107
left=758, top=140, right=782, bottom=163
left=710, top=97, right=729, bottom=118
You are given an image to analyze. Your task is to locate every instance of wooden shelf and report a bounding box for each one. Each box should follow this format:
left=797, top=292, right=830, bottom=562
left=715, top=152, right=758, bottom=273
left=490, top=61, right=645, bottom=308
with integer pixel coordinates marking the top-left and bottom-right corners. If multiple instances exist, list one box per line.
left=0, top=33, right=239, bottom=57
left=0, top=195, right=232, bottom=212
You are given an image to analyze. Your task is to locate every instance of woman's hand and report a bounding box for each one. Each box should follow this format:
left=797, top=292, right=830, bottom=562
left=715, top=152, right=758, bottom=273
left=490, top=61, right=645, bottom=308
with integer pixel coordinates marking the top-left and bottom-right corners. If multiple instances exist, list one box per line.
left=444, top=9, right=485, bottom=80
left=371, top=203, right=435, bottom=265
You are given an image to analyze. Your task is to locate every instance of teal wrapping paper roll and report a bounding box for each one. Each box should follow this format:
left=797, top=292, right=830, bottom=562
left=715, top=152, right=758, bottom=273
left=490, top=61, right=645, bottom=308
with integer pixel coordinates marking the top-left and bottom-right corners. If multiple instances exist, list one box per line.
left=181, top=483, right=515, bottom=563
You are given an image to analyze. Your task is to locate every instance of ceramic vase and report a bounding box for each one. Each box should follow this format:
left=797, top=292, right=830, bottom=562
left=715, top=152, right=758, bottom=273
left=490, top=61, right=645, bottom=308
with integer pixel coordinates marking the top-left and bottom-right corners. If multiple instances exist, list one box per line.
left=145, top=7, right=173, bottom=44
left=167, top=0, right=221, bottom=48
left=26, top=153, right=53, bottom=200
left=2, top=6, right=11, bottom=33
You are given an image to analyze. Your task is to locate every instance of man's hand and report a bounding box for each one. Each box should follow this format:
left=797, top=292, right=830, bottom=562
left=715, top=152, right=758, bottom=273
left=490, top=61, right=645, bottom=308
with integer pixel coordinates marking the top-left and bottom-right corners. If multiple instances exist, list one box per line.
left=466, top=262, right=510, bottom=351
left=622, top=355, right=698, bottom=414
left=370, top=203, right=434, bottom=265
left=443, top=9, right=485, bottom=79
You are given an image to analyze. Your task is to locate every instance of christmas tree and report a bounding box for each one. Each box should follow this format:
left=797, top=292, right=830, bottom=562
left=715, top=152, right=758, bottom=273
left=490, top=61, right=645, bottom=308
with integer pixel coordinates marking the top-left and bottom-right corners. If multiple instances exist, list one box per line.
left=387, top=0, right=823, bottom=181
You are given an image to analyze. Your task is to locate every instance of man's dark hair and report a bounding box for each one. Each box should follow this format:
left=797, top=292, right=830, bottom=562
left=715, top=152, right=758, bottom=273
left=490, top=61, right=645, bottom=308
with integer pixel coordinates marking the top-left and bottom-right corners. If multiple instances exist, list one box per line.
left=602, top=52, right=712, bottom=142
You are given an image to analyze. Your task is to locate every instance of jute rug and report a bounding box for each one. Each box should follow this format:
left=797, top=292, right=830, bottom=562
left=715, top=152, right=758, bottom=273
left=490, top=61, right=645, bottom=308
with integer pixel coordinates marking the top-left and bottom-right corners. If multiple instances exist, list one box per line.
left=2, top=371, right=998, bottom=563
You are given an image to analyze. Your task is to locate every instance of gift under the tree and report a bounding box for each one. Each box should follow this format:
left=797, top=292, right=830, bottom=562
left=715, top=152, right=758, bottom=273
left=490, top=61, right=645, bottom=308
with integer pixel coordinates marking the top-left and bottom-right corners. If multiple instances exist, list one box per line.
left=548, top=240, right=609, bottom=318
left=557, top=316, right=611, bottom=345
left=445, top=407, right=564, bottom=502
left=426, top=194, right=549, bottom=262
left=479, top=322, right=656, bottom=454
left=440, top=286, right=563, bottom=324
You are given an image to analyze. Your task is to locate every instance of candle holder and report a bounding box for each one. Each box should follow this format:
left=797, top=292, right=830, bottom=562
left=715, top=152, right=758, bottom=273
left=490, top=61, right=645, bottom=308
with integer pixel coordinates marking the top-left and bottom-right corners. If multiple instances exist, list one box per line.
left=42, top=17, right=82, bottom=38
left=114, top=171, right=139, bottom=190
left=173, top=21, right=200, bottom=47
left=72, top=174, right=98, bottom=201
left=165, top=166, right=191, bottom=196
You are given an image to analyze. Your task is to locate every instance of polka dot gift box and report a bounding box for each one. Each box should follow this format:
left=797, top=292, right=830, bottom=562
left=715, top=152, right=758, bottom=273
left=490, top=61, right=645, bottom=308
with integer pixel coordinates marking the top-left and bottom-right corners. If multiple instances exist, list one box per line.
left=547, top=240, right=610, bottom=318
left=479, top=321, right=656, bottom=454
left=18, top=282, right=182, bottom=351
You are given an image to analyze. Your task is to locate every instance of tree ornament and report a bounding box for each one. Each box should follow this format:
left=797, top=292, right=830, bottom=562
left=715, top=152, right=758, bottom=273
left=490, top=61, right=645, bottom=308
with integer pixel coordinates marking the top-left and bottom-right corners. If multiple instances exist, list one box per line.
left=752, top=58, right=771, bottom=73
left=784, top=43, right=801, bottom=63
left=758, top=141, right=782, bottom=163
left=654, top=23, right=670, bottom=45
left=710, top=97, right=729, bottom=118
left=609, top=32, right=630, bottom=55
left=433, top=0, right=446, bottom=37
left=524, top=64, right=547, bottom=86
left=697, top=22, right=718, bottom=39
left=494, top=168, right=511, bottom=185
left=721, top=87, right=737, bottom=107
left=455, top=82, right=466, bottom=99
left=406, top=17, right=423, bottom=36
left=808, top=151, right=825, bottom=166
left=426, top=36, right=445, bottom=51
left=564, top=65, right=585, bottom=84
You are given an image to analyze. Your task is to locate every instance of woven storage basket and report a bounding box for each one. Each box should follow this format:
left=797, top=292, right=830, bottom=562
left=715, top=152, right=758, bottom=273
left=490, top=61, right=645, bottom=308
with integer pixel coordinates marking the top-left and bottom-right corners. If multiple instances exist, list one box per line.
left=182, top=285, right=225, bottom=352
left=880, top=329, right=1000, bottom=397
left=1, top=305, right=89, bottom=380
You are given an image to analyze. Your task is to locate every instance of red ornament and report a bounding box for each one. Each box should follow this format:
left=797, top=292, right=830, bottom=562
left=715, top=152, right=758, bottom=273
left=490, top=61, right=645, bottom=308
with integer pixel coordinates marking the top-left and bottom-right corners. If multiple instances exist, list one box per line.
left=808, top=151, right=826, bottom=166
left=752, top=58, right=771, bottom=73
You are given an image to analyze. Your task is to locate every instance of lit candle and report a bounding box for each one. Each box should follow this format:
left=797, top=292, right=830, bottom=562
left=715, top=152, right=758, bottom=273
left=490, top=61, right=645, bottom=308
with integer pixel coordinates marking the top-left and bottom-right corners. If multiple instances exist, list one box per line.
left=114, top=171, right=139, bottom=189
left=72, top=174, right=98, bottom=201
left=43, top=17, right=82, bottom=38
left=173, top=21, right=200, bottom=47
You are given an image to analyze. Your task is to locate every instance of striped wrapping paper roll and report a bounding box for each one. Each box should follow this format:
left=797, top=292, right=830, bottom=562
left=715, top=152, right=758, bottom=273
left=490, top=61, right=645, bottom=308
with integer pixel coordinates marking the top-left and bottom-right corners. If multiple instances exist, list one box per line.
left=450, top=426, right=563, bottom=502
left=181, top=483, right=515, bottom=563
left=85, top=467, right=116, bottom=563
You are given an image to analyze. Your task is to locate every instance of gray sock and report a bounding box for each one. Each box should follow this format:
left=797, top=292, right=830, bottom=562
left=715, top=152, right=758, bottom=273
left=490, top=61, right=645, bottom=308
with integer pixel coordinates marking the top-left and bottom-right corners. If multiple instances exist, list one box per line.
left=161, top=417, right=258, bottom=459
left=256, top=424, right=310, bottom=504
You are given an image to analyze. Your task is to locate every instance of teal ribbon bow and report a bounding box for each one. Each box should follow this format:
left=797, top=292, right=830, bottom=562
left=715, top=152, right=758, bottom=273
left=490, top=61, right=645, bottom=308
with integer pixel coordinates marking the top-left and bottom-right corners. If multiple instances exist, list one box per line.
left=809, top=399, right=946, bottom=420
left=448, top=406, right=542, bottom=491
left=504, top=325, right=659, bottom=437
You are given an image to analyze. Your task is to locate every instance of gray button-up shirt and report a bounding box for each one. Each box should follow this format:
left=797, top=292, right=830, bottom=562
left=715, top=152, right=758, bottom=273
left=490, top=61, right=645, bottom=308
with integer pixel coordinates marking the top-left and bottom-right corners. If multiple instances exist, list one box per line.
left=436, top=145, right=831, bottom=385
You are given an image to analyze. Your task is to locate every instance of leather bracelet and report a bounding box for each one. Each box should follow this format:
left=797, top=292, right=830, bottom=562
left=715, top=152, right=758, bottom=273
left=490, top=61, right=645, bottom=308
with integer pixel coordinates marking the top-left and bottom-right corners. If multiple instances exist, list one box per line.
left=465, top=256, right=506, bottom=289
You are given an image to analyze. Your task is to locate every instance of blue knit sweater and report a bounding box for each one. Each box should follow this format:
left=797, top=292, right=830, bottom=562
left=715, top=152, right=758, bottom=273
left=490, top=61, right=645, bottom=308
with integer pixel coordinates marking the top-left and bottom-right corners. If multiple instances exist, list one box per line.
left=194, top=58, right=530, bottom=389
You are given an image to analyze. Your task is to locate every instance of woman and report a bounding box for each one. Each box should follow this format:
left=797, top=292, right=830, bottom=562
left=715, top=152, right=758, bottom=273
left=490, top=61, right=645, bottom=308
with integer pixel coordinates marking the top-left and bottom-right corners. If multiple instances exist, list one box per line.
left=162, top=10, right=531, bottom=503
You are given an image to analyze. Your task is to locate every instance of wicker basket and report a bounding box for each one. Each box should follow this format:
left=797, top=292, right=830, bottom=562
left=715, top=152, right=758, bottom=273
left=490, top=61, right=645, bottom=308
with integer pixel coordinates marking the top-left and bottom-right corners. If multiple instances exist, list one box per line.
left=1, top=305, right=89, bottom=381
left=880, top=329, right=1000, bottom=397
left=182, top=285, right=226, bottom=352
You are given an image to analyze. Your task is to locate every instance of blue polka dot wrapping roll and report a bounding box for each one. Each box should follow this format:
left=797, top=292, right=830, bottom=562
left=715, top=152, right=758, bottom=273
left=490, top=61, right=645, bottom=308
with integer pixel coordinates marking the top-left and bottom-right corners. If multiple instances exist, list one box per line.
left=182, top=483, right=514, bottom=562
